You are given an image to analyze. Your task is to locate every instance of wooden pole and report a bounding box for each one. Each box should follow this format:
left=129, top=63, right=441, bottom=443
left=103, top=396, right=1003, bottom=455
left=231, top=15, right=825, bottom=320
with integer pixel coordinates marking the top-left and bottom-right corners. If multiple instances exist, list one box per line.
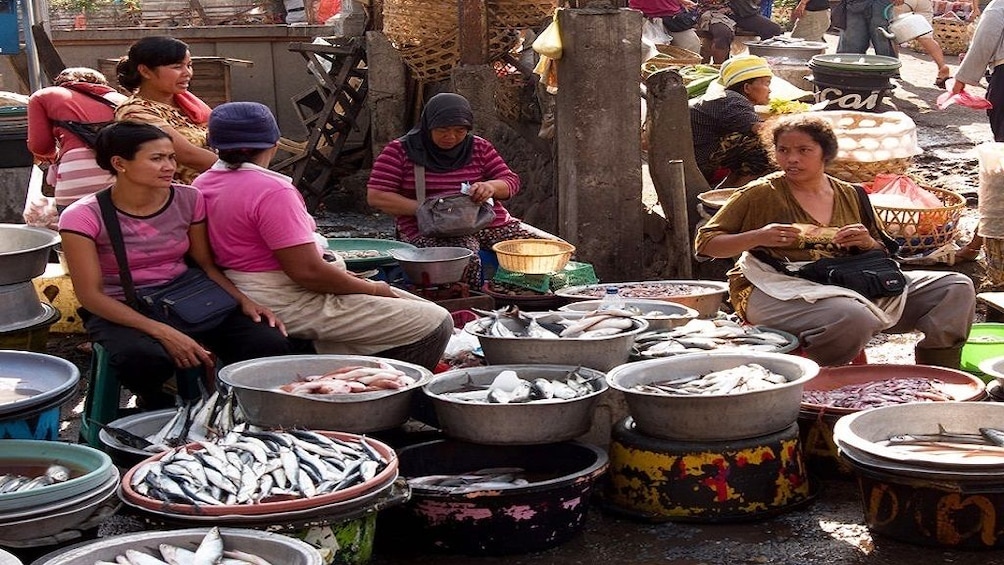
left=458, top=0, right=489, bottom=65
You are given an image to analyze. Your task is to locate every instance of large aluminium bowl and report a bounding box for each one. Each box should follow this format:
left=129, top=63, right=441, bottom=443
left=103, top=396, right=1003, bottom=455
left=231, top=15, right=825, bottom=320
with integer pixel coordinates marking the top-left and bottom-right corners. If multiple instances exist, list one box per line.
left=465, top=312, right=649, bottom=371
left=387, top=247, right=473, bottom=286
left=98, top=409, right=174, bottom=468
left=0, top=350, right=80, bottom=418
left=0, top=224, right=60, bottom=286
left=32, top=528, right=323, bottom=565
left=218, top=354, right=432, bottom=433
left=606, top=352, right=820, bottom=441
left=423, top=365, right=608, bottom=444
left=556, top=280, right=729, bottom=319
left=559, top=299, right=699, bottom=330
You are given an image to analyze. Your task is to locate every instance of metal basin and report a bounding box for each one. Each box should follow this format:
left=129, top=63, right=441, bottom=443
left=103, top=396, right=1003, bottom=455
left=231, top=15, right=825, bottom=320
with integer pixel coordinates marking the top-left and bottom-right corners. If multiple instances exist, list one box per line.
left=555, top=280, right=729, bottom=319
left=424, top=365, right=608, bottom=444
left=465, top=312, right=649, bottom=372
left=606, top=352, right=820, bottom=441
left=218, top=354, right=432, bottom=433
left=32, top=528, right=323, bottom=565
left=559, top=299, right=699, bottom=330
left=746, top=39, right=827, bottom=60
left=0, top=350, right=80, bottom=420
left=98, top=409, right=174, bottom=468
left=0, top=468, right=119, bottom=543
left=0, top=224, right=60, bottom=286
left=387, top=246, right=473, bottom=286
left=0, top=282, right=45, bottom=332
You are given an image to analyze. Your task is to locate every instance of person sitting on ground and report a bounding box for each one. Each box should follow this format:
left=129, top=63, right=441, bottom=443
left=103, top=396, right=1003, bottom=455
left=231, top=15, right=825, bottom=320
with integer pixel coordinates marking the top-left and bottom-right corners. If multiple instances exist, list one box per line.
left=367, top=92, right=554, bottom=289
left=27, top=67, right=127, bottom=214
left=114, top=36, right=217, bottom=184
left=695, top=0, right=781, bottom=63
left=893, top=0, right=952, bottom=87
left=789, top=0, right=831, bottom=42
left=58, top=122, right=295, bottom=409
left=695, top=115, right=976, bottom=368
left=631, top=0, right=704, bottom=55
left=837, top=0, right=897, bottom=57
left=193, top=102, right=454, bottom=372
left=690, top=55, right=776, bottom=187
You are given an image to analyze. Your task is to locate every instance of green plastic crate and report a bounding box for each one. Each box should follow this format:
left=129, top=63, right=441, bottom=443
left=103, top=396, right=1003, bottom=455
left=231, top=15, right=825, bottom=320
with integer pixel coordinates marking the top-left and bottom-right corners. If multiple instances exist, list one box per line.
left=493, top=261, right=598, bottom=293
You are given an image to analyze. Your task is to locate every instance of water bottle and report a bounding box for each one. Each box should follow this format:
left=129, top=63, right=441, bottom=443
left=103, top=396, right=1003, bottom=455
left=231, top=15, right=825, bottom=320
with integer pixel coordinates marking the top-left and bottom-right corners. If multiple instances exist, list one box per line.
left=599, top=286, right=625, bottom=311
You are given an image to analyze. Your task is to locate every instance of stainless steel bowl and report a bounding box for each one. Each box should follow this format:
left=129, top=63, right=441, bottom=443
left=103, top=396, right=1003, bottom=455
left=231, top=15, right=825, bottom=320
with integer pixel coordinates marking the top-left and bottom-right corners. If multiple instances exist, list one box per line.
left=0, top=224, right=60, bottom=286
left=0, top=281, right=45, bottom=331
left=218, top=354, right=432, bottom=433
left=555, top=281, right=729, bottom=319
left=424, top=365, right=608, bottom=444
left=388, top=247, right=473, bottom=286
left=746, top=40, right=827, bottom=60
left=559, top=299, right=699, bottom=330
left=606, top=352, right=820, bottom=441
left=0, top=350, right=81, bottom=419
left=465, top=312, right=649, bottom=372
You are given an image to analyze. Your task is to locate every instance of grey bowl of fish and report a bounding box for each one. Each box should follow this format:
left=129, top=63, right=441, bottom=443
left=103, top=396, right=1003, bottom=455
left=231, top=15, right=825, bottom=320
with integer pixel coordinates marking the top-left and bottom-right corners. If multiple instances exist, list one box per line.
left=424, top=365, right=608, bottom=445
left=559, top=299, right=700, bottom=330
left=606, top=351, right=820, bottom=441
left=32, top=527, right=322, bottom=565
left=0, top=468, right=119, bottom=543
left=832, top=402, right=1004, bottom=470
left=465, top=311, right=649, bottom=372
left=555, top=280, right=730, bottom=319
left=218, top=354, right=433, bottom=433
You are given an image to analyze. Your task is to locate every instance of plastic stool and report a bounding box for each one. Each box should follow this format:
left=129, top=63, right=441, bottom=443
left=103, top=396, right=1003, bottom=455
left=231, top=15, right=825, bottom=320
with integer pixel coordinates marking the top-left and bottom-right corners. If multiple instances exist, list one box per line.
left=79, top=342, right=204, bottom=448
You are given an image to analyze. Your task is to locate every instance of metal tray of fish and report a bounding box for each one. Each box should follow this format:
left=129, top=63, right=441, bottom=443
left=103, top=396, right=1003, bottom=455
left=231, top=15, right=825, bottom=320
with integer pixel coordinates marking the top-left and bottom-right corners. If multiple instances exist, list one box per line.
left=631, top=319, right=797, bottom=360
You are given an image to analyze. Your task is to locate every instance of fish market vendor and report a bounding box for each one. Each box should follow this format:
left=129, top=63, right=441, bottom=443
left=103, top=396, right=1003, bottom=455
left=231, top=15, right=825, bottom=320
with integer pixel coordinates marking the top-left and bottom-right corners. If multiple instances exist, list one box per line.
left=690, top=55, right=776, bottom=187
left=367, top=92, right=553, bottom=288
left=193, top=102, right=453, bottom=371
left=694, top=115, right=975, bottom=368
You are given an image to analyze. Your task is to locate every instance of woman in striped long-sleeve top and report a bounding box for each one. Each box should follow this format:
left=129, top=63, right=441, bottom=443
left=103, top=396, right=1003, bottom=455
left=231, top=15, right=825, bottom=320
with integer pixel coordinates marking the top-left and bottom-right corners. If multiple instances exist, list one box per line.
left=367, top=92, right=545, bottom=288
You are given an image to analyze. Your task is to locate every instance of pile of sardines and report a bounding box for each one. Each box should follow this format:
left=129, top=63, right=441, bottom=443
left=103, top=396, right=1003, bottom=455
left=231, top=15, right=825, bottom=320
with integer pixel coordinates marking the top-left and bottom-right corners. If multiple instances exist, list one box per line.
left=472, top=306, right=637, bottom=339
left=802, top=377, right=954, bottom=409
left=407, top=467, right=530, bottom=493
left=130, top=429, right=387, bottom=506
left=634, top=363, right=789, bottom=395
left=439, top=368, right=597, bottom=404
left=633, top=318, right=791, bottom=358
left=0, top=464, right=70, bottom=494
left=96, top=527, right=274, bottom=565
left=878, top=424, right=1004, bottom=455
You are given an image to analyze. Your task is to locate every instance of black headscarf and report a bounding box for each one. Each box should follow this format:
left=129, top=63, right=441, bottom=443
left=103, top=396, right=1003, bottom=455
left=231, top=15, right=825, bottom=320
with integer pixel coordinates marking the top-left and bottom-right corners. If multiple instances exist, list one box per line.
left=400, top=93, right=475, bottom=173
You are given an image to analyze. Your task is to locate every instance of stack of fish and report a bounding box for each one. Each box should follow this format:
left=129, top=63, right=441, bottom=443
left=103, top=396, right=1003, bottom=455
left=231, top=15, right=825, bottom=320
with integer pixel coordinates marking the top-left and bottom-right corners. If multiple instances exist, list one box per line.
left=96, top=527, right=275, bottom=565
left=407, top=467, right=530, bottom=493
left=438, top=368, right=597, bottom=404
left=0, top=464, right=70, bottom=493
left=129, top=429, right=388, bottom=507
left=472, top=306, right=638, bottom=339
left=278, top=364, right=416, bottom=395
left=633, top=319, right=792, bottom=358
left=633, top=363, right=790, bottom=395
left=802, top=377, right=954, bottom=410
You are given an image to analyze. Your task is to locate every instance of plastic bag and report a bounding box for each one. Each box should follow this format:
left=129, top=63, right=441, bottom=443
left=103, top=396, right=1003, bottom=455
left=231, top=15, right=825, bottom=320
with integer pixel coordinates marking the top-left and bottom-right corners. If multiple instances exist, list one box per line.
left=533, top=11, right=563, bottom=59
left=869, top=174, right=943, bottom=208
left=22, top=164, right=58, bottom=230
left=937, top=89, right=993, bottom=110
left=642, top=18, right=674, bottom=47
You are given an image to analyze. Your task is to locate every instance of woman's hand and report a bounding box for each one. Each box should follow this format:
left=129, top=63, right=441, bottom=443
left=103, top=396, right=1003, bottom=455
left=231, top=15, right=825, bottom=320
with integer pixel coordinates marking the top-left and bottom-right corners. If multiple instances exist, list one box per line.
left=758, top=223, right=801, bottom=248
left=834, top=223, right=878, bottom=250
left=368, top=280, right=399, bottom=298
left=468, top=181, right=496, bottom=204
left=239, top=298, right=287, bottom=335
left=152, top=323, right=215, bottom=370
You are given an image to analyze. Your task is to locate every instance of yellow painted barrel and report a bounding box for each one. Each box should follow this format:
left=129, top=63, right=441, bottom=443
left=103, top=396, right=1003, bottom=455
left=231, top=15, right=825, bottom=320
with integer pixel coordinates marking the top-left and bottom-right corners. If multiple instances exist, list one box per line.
left=606, top=417, right=813, bottom=522
left=33, top=263, right=85, bottom=334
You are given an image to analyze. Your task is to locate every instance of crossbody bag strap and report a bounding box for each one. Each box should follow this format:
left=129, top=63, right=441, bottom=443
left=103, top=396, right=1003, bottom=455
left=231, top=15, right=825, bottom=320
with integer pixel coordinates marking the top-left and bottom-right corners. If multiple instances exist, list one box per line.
left=61, top=84, right=119, bottom=108
left=851, top=183, right=900, bottom=256
left=96, top=188, right=140, bottom=309
left=414, top=164, right=426, bottom=202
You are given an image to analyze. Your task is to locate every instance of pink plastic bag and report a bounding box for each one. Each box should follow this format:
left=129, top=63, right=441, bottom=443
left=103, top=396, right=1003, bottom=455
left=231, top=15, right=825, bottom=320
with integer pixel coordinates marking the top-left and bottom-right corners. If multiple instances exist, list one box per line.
left=937, top=89, right=993, bottom=110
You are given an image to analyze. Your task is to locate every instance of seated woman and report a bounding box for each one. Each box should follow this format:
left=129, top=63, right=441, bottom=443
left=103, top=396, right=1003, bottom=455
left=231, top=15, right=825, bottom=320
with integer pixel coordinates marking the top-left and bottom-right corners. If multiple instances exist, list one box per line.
left=366, top=92, right=548, bottom=289
left=114, top=36, right=217, bottom=184
left=696, top=0, right=781, bottom=63
left=58, top=122, right=295, bottom=409
left=193, top=102, right=453, bottom=372
left=691, top=55, right=775, bottom=187
left=27, top=67, right=127, bottom=214
left=695, top=115, right=976, bottom=369
left=630, top=0, right=703, bottom=54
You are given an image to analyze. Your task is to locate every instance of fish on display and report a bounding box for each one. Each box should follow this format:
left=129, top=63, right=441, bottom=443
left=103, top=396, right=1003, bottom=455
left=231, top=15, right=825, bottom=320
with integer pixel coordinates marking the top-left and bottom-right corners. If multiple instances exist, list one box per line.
left=141, top=390, right=244, bottom=453
left=99, top=526, right=276, bottom=565
left=407, top=467, right=531, bottom=493
left=440, top=368, right=597, bottom=404
left=130, top=429, right=388, bottom=507
left=472, top=306, right=638, bottom=339
left=0, top=464, right=71, bottom=494
left=278, top=363, right=416, bottom=396
left=878, top=423, right=1004, bottom=456
left=634, top=363, right=789, bottom=396
left=801, top=377, right=955, bottom=410
left=632, top=318, right=791, bottom=358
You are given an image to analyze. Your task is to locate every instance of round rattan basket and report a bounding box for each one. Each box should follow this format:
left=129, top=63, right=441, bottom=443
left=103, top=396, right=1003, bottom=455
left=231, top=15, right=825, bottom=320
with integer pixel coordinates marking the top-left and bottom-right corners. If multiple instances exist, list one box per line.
left=825, top=157, right=913, bottom=183
left=493, top=239, right=575, bottom=274
left=642, top=46, right=703, bottom=79
left=871, top=186, right=966, bottom=257
left=933, top=17, right=976, bottom=56
left=488, top=0, right=557, bottom=28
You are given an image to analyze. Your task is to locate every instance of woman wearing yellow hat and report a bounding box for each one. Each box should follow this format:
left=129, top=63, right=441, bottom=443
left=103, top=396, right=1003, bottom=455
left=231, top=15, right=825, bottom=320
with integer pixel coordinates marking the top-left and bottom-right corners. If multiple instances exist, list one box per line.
left=690, top=55, right=775, bottom=187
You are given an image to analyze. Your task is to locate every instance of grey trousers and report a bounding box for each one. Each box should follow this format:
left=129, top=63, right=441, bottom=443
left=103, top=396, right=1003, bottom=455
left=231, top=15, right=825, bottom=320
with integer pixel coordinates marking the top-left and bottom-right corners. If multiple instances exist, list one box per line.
left=745, top=270, right=975, bottom=366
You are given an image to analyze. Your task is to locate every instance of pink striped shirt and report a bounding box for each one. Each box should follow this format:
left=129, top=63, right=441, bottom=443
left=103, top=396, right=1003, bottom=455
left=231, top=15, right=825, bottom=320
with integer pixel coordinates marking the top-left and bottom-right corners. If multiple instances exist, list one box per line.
left=367, top=137, right=520, bottom=240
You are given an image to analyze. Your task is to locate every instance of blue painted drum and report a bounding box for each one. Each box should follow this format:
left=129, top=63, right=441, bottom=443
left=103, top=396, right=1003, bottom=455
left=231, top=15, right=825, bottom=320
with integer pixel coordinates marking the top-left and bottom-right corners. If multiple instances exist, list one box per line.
left=0, top=405, right=60, bottom=440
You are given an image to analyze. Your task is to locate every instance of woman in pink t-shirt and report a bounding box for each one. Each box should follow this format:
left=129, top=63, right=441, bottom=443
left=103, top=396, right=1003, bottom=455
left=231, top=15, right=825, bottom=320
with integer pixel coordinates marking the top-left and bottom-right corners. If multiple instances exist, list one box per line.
left=58, top=122, right=297, bottom=409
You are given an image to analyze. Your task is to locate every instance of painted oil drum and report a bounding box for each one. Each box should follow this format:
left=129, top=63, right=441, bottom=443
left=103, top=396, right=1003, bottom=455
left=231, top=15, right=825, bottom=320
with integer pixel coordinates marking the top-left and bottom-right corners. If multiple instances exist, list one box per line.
left=380, top=440, right=608, bottom=555
left=606, top=417, right=813, bottom=522
left=847, top=459, right=1004, bottom=549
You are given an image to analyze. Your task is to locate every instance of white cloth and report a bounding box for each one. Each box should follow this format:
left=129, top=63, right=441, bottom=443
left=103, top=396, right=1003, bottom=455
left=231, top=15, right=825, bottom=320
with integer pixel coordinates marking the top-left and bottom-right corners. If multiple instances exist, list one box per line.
left=737, top=252, right=908, bottom=329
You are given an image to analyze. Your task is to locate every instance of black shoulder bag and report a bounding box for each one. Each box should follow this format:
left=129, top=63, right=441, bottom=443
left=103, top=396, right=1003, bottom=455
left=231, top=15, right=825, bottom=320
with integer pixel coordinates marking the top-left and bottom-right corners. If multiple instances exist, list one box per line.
left=52, top=85, right=119, bottom=148
left=97, top=189, right=238, bottom=333
left=752, top=185, right=907, bottom=300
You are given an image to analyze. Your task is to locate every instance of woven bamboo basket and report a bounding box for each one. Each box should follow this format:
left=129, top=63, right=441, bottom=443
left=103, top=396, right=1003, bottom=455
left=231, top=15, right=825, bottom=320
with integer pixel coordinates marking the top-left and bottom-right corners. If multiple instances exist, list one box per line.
left=825, top=157, right=913, bottom=183
left=383, top=0, right=457, bottom=47
left=986, top=237, right=1004, bottom=288
left=872, top=186, right=966, bottom=257
left=494, top=71, right=528, bottom=123
left=488, top=0, right=556, bottom=28
left=493, top=239, right=576, bottom=275
left=396, top=29, right=519, bottom=82
left=643, top=45, right=703, bottom=79
left=933, top=17, right=976, bottom=56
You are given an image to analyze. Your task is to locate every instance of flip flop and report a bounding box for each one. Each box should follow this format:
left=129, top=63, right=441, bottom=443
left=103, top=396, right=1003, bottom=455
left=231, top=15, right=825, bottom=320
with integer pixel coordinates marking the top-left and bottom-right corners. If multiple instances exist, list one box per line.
left=935, top=75, right=950, bottom=89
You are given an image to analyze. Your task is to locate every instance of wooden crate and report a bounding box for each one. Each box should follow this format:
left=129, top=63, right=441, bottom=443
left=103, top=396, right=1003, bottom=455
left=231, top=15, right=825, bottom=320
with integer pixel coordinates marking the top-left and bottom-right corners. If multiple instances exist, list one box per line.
left=98, top=56, right=252, bottom=107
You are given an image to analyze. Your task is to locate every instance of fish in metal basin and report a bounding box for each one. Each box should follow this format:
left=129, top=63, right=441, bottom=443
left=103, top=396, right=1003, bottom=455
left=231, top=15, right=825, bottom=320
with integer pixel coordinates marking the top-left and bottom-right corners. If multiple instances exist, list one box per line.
left=407, top=467, right=531, bottom=493
left=101, top=527, right=275, bottom=565
left=440, top=368, right=597, bottom=404
left=879, top=424, right=1004, bottom=455
left=635, top=363, right=789, bottom=396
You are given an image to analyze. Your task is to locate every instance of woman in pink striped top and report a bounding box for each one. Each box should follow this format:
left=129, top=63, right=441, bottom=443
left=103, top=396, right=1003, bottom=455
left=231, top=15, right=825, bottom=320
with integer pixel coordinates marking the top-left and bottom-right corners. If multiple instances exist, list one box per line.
left=367, top=93, right=544, bottom=288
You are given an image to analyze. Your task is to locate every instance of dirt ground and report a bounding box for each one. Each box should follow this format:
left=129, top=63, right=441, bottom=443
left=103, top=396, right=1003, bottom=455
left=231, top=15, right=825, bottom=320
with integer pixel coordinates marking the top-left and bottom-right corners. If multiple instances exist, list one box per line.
left=14, top=30, right=1004, bottom=565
